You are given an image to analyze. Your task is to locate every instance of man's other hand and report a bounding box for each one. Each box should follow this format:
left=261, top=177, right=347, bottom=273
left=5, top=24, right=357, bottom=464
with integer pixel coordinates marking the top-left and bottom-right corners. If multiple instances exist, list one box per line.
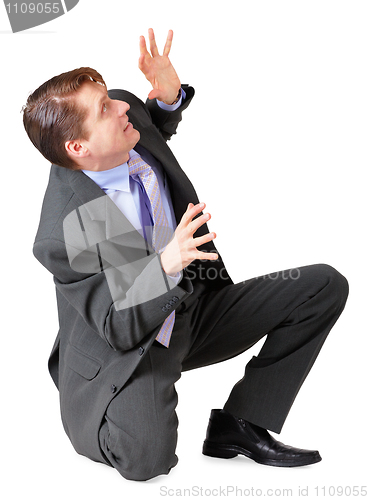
left=160, top=203, right=218, bottom=276
left=138, top=28, right=181, bottom=105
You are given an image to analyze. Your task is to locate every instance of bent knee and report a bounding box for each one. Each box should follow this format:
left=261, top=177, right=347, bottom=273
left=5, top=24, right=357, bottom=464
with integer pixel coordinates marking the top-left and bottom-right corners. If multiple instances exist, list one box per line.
left=317, top=263, right=349, bottom=304
left=298, top=263, right=349, bottom=313
left=121, top=448, right=178, bottom=481
left=100, top=418, right=177, bottom=481
left=117, top=443, right=177, bottom=482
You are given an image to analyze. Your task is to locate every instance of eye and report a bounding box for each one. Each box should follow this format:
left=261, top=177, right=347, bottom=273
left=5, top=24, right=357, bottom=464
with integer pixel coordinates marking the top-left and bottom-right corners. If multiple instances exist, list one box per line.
left=102, top=103, right=107, bottom=113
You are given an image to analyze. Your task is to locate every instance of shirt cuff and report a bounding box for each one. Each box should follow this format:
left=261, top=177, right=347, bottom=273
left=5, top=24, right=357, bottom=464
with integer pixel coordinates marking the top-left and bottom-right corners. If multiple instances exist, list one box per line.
left=156, top=88, right=186, bottom=112
left=166, top=270, right=182, bottom=287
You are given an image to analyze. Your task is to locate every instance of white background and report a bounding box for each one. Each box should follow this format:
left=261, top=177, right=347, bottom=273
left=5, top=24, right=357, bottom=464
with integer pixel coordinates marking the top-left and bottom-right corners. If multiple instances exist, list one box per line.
left=1, top=1, right=368, bottom=498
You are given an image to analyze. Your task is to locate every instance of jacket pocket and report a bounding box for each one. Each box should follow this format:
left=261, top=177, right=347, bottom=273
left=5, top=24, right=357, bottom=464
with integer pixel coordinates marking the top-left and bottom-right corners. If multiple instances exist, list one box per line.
left=67, top=345, right=101, bottom=380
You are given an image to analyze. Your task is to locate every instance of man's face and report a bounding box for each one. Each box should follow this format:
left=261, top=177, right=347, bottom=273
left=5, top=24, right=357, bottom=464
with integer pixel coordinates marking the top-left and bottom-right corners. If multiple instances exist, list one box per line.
left=75, top=81, right=140, bottom=170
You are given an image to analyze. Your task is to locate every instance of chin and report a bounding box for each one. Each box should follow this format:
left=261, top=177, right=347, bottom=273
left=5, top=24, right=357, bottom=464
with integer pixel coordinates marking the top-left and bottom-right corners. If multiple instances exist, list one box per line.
left=131, top=128, right=140, bottom=144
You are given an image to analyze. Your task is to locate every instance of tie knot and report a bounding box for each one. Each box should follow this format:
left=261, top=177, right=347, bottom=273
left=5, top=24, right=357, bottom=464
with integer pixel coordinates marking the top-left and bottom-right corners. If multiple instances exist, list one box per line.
left=128, top=153, right=151, bottom=177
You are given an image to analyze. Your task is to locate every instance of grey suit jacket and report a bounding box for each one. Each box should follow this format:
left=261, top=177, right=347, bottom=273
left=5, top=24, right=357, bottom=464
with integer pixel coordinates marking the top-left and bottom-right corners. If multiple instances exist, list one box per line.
left=33, top=86, right=232, bottom=464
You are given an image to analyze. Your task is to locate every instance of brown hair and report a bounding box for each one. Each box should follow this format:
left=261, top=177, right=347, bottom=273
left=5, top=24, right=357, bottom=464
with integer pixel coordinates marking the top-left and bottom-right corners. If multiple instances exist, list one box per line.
left=23, top=67, right=106, bottom=170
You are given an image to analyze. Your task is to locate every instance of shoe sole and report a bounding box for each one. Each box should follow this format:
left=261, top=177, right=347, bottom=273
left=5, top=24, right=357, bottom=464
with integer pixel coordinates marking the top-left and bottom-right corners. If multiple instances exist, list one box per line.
left=202, top=440, right=322, bottom=467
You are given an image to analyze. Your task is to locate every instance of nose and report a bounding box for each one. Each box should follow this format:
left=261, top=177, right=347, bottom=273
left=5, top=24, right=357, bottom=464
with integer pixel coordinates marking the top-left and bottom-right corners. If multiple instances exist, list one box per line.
left=117, top=100, right=130, bottom=117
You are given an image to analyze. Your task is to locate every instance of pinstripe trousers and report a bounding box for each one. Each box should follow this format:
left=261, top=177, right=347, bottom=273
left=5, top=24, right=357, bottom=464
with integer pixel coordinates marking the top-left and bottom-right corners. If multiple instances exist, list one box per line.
left=98, top=263, right=348, bottom=481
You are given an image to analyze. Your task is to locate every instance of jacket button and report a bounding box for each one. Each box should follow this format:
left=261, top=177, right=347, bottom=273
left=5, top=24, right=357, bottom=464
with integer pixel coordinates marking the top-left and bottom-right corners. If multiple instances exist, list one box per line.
left=139, top=346, right=145, bottom=356
left=111, top=384, right=117, bottom=394
left=172, top=296, right=179, bottom=302
left=161, top=306, right=167, bottom=312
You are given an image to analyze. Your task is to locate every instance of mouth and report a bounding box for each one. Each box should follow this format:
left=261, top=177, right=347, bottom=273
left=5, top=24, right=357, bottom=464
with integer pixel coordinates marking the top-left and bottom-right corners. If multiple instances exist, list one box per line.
left=123, top=122, right=132, bottom=132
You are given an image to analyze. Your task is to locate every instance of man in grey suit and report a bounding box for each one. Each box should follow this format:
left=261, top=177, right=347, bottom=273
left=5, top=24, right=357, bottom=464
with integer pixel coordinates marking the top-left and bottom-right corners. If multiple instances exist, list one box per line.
left=23, top=29, right=348, bottom=481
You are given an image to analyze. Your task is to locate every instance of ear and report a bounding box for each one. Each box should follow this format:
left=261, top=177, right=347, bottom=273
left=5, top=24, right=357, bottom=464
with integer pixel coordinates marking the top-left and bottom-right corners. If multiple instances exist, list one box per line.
left=65, top=140, right=89, bottom=160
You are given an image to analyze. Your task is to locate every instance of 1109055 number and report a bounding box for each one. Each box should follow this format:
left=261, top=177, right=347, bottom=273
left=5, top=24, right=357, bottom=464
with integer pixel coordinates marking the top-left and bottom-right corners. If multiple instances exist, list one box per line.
left=5, top=3, right=61, bottom=14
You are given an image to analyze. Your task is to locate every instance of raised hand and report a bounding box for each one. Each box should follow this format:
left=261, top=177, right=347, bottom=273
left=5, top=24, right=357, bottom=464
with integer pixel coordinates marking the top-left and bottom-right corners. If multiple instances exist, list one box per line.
left=138, top=28, right=181, bottom=105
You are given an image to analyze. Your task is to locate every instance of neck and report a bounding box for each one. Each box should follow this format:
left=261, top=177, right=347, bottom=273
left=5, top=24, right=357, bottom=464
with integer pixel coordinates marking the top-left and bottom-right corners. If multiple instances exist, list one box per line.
left=78, top=152, right=130, bottom=172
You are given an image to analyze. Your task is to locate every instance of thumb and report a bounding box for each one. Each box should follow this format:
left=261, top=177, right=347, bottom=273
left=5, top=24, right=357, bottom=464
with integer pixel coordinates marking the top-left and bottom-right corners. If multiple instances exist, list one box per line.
left=148, top=89, right=162, bottom=101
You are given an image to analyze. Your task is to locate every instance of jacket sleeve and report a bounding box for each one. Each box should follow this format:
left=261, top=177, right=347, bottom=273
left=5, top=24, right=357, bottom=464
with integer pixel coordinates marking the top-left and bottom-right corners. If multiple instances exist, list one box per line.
left=145, top=85, right=195, bottom=140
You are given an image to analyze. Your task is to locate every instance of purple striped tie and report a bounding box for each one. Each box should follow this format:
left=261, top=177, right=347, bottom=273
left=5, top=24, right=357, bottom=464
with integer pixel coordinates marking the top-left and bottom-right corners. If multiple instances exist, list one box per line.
left=128, top=153, right=175, bottom=347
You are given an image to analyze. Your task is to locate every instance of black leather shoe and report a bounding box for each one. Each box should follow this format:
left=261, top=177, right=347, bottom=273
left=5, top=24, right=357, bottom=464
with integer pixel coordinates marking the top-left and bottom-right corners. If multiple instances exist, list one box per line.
left=202, top=409, right=322, bottom=467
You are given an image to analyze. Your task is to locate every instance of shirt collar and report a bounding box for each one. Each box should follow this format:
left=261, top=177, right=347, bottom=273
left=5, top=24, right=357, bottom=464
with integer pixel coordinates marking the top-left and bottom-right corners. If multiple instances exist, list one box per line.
left=82, top=149, right=137, bottom=192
